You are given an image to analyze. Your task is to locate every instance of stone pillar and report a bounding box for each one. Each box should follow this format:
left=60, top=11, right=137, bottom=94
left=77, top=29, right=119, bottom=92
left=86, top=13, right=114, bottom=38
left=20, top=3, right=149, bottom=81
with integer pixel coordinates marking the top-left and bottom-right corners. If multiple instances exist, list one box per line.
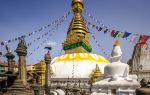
left=44, top=51, right=51, bottom=95
left=16, top=39, right=27, bottom=86
left=5, top=51, right=15, bottom=72
left=3, top=40, right=34, bottom=95
left=12, top=60, right=16, bottom=72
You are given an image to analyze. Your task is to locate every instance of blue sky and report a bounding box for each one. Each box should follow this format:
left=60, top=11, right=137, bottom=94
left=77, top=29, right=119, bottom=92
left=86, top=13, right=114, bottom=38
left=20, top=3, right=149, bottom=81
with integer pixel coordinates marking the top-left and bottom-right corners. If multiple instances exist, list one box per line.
left=0, top=0, right=150, bottom=64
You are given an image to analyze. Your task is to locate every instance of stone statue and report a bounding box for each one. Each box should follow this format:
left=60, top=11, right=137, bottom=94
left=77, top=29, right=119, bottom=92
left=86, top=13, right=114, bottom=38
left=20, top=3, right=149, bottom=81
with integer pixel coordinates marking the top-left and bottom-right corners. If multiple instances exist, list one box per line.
left=18, top=38, right=27, bottom=48
left=5, top=45, right=15, bottom=73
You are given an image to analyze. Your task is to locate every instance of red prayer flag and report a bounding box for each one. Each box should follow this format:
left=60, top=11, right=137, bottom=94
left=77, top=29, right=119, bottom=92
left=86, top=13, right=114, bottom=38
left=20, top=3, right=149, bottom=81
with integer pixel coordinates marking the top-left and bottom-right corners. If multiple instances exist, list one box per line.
left=139, top=35, right=150, bottom=44
left=111, top=30, right=115, bottom=37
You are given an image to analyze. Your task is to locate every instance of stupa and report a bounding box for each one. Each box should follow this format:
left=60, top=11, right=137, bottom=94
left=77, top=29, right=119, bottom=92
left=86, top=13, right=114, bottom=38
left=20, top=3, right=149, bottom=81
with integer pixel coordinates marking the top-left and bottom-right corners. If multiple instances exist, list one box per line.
left=50, top=0, right=110, bottom=94
left=91, top=40, right=140, bottom=95
left=128, top=36, right=150, bottom=81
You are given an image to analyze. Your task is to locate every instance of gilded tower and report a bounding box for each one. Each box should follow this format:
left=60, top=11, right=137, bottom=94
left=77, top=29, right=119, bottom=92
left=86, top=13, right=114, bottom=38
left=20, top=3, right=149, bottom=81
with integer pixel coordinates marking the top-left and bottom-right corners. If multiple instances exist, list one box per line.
left=90, top=64, right=103, bottom=83
left=63, top=0, right=92, bottom=53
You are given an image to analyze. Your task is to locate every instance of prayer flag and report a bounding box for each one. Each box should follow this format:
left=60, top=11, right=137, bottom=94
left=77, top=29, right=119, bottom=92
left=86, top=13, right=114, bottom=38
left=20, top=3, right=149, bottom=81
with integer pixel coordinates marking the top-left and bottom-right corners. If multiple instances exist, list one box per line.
left=130, top=34, right=140, bottom=44
left=139, top=35, right=150, bottom=44
left=92, top=24, right=96, bottom=28
left=15, top=38, right=18, bottom=41
left=8, top=40, right=11, bottom=43
left=104, top=29, right=108, bottom=34
left=27, top=43, right=30, bottom=47
left=6, top=45, right=9, bottom=51
left=113, top=31, right=120, bottom=38
left=18, top=37, right=21, bottom=40
left=117, top=32, right=124, bottom=37
left=98, top=27, right=103, bottom=31
left=122, top=32, right=131, bottom=38
left=96, top=26, right=99, bottom=30
left=48, top=24, right=51, bottom=27
left=1, top=42, right=4, bottom=45
left=21, top=35, right=24, bottom=38
left=111, top=30, right=115, bottom=37
left=0, top=52, right=2, bottom=55
left=88, top=22, right=91, bottom=25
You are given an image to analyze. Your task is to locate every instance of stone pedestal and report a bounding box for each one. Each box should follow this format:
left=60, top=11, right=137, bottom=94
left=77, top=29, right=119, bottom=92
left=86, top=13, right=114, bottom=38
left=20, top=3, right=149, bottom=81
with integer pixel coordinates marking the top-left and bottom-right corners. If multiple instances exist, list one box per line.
left=4, top=79, right=34, bottom=95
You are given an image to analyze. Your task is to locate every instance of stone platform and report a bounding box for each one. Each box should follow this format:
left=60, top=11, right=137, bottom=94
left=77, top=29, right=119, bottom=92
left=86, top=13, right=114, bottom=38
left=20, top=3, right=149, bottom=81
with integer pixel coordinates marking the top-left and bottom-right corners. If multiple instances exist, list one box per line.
left=3, top=79, right=34, bottom=95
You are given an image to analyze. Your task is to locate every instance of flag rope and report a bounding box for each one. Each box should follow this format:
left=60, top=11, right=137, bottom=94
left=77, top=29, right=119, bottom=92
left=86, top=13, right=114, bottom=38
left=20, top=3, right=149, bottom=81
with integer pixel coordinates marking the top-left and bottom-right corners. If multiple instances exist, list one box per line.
left=27, top=12, right=70, bottom=57
left=84, top=10, right=150, bottom=44
left=0, top=11, right=71, bottom=46
left=90, top=32, right=111, bottom=61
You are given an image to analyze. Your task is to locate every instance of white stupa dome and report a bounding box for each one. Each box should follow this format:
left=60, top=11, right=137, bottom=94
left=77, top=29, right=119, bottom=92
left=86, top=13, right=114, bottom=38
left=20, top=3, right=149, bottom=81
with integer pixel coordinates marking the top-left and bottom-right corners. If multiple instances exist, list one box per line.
left=51, top=53, right=110, bottom=78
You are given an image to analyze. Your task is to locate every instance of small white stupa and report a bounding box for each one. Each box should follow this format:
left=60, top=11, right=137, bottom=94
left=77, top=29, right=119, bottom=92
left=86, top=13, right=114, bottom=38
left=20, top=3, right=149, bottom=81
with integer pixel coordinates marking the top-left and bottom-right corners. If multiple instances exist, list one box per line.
left=91, top=40, right=140, bottom=95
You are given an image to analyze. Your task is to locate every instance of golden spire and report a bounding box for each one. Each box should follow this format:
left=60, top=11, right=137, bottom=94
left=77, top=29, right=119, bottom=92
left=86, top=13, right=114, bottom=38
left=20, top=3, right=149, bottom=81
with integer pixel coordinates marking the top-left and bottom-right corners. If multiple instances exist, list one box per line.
left=90, top=64, right=103, bottom=83
left=63, top=0, right=92, bottom=54
left=114, top=40, right=120, bottom=46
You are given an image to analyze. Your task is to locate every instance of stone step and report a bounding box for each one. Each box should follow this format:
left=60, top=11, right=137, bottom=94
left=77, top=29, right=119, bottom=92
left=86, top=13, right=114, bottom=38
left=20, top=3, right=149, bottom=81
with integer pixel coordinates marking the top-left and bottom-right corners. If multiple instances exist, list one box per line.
left=3, top=90, right=34, bottom=95
left=11, top=86, right=25, bottom=88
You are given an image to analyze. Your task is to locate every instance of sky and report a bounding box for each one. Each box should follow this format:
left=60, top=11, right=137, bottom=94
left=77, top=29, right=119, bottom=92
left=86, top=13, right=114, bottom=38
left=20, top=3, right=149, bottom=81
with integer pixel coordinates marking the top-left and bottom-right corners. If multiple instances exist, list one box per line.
left=0, top=0, right=150, bottom=64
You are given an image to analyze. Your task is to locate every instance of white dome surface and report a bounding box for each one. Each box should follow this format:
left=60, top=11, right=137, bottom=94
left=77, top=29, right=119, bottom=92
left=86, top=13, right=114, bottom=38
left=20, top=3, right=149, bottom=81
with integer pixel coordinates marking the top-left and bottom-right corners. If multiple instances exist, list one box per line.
left=51, top=53, right=110, bottom=78
left=104, top=62, right=129, bottom=77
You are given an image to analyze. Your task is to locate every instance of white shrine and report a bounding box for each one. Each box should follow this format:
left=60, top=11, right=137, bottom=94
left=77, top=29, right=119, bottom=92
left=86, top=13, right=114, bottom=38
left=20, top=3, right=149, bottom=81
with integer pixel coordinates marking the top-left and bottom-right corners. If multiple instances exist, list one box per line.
left=91, top=40, right=140, bottom=95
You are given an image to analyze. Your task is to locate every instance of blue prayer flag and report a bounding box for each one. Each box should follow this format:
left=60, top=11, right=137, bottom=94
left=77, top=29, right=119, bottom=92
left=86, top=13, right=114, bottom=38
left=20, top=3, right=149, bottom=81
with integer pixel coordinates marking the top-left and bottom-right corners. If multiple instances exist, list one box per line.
left=122, top=32, right=131, bottom=38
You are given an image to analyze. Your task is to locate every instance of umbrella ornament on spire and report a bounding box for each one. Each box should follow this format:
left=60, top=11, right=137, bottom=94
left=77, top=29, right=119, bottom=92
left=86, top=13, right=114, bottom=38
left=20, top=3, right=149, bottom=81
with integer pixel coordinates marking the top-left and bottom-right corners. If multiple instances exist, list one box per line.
left=72, top=0, right=84, bottom=13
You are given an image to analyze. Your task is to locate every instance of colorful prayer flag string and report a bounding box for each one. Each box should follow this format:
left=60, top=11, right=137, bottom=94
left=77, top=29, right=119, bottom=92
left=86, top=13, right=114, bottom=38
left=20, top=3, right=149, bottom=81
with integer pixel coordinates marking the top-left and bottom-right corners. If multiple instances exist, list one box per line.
left=87, top=20, right=150, bottom=44
left=26, top=13, right=68, bottom=48
left=27, top=13, right=68, bottom=57
left=0, top=11, right=71, bottom=46
left=84, top=10, right=150, bottom=44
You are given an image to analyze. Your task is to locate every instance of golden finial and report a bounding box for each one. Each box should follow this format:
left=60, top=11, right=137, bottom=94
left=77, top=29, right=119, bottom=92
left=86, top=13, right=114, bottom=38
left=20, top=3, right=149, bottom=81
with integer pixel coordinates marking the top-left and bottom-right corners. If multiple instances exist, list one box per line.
left=72, top=0, right=84, bottom=13
left=72, top=0, right=83, bottom=3
left=114, top=40, right=120, bottom=46
left=95, top=64, right=100, bottom=70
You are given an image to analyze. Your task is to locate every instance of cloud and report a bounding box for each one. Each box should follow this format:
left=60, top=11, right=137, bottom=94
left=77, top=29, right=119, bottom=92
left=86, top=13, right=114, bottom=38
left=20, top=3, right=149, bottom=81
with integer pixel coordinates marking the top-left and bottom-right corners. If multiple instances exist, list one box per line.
left=46, top=41, right=57, bottom=47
